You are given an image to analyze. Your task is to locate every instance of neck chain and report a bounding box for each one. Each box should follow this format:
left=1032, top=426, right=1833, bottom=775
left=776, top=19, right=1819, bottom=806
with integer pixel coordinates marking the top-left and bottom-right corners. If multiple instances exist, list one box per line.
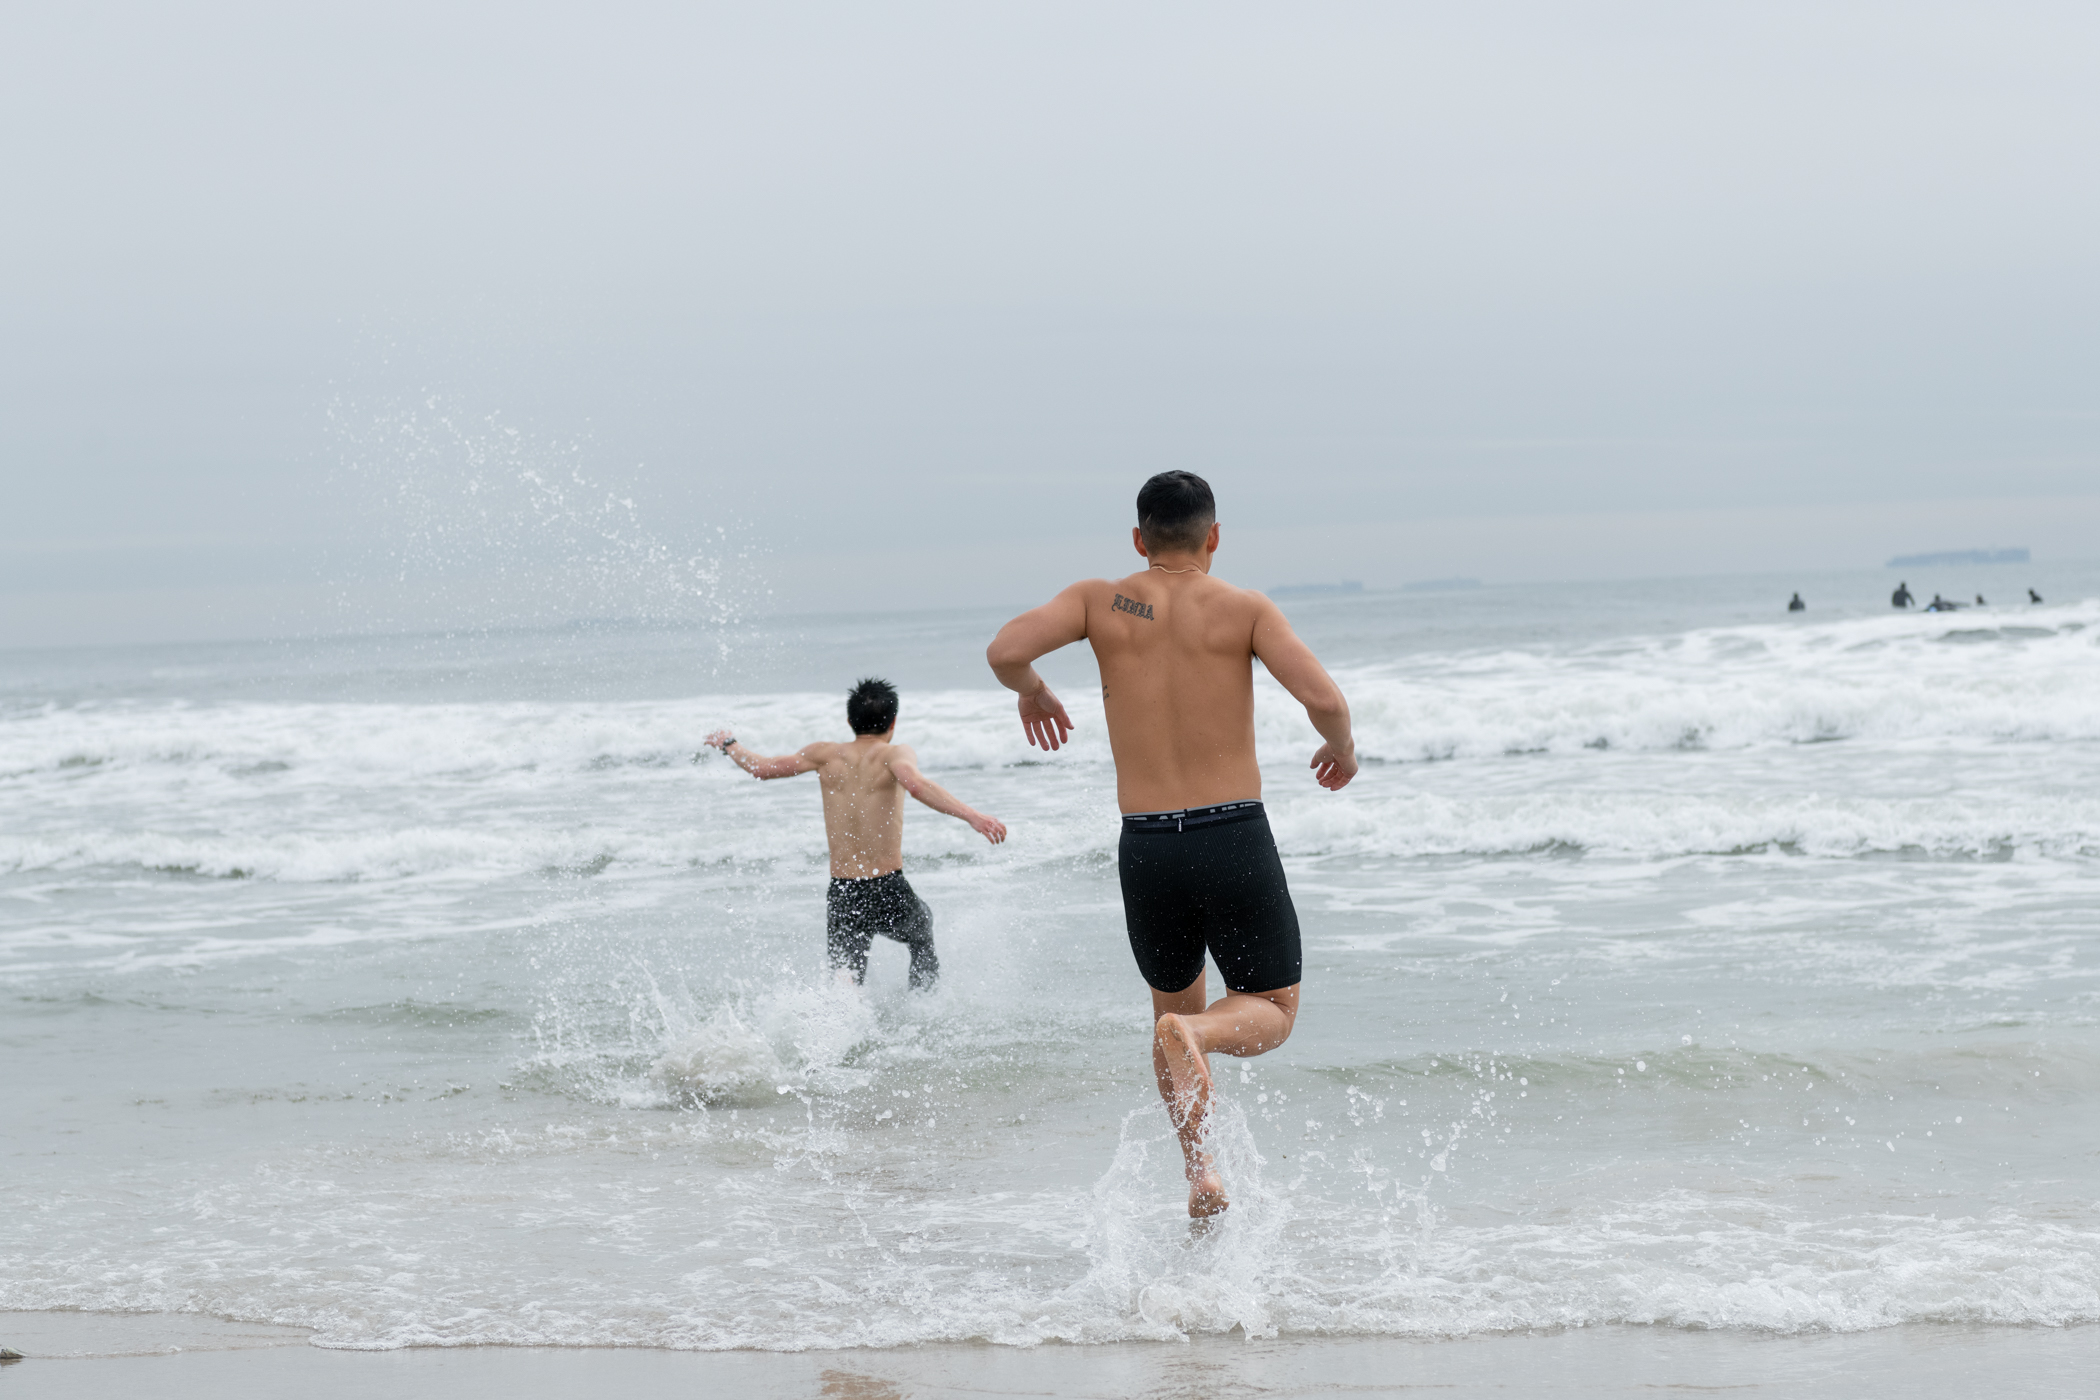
left=1149, top=563, right=1204, bottom=574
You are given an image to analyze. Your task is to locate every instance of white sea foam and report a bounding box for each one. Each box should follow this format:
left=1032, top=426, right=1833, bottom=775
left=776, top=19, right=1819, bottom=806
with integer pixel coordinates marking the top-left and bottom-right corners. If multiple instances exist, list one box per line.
left=1315, top=601, right=2100, bottom=762
left=4, top=603, right=2095, bottom=786
left=1267, top=785, right=2100, bottom=860
left=654, top=1005, right=793, bottom=1106
left=650, top=982, right=881, bottom=1107
left=4, top=604, right=2099, bottom=885
left=4, top=1102, right=2094, bottom=1349
left=4, top=776, right=2095, bottom=886
left=8, top=751, right=2091, bottom=881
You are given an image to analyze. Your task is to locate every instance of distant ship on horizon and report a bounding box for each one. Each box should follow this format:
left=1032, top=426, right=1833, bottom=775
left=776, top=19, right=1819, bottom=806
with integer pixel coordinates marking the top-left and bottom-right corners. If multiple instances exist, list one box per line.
left=1886, top=547, right=2028, bottom=568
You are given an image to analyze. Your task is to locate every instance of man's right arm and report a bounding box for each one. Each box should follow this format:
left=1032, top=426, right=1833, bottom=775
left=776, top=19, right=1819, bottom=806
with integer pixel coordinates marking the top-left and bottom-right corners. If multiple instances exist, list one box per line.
left=1249, top=598, right=1360, bottom=791
left=704, top=730, right=822, bottom=780
left=986, top=584, right=1091, bottom=751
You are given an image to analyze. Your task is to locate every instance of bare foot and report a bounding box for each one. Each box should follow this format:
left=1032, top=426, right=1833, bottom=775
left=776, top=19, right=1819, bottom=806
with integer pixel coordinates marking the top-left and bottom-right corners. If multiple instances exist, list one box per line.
left=1155, top=1014, right=1229, bottom=1217
left=1155, top=1013, right=1211, bottom=1128
left=1188, top=1169, right=1230, bottom=1218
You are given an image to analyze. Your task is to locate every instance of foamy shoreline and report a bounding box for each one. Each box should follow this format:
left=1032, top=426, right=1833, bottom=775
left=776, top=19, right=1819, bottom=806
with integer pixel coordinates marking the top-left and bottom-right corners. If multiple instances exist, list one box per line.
left=4, top=1310, right=2096, bottom=1399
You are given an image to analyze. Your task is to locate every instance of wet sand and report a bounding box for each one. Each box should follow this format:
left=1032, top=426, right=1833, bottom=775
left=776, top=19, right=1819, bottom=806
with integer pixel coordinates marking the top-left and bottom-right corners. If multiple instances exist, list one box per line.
left=3, top=1312, right=2094, bottom=1398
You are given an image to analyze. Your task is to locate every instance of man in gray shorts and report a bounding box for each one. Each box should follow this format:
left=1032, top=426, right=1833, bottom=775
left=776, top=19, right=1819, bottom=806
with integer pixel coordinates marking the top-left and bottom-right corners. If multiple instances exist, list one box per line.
left=705, top=678, right=1007, bottom=989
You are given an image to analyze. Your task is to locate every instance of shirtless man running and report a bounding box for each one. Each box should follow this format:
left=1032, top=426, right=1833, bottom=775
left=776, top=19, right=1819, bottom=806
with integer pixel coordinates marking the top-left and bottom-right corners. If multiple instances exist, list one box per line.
left=704, top=678, right=1007, bottom=989
left=986, top=471, right=1357, bottom=1216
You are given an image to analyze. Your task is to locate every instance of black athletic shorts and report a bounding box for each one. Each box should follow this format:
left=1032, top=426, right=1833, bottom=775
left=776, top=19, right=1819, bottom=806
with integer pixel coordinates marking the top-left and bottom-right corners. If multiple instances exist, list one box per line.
left=1117, top=800, right=1301, bottom=995
left=826, top=870, right=938, bottom=990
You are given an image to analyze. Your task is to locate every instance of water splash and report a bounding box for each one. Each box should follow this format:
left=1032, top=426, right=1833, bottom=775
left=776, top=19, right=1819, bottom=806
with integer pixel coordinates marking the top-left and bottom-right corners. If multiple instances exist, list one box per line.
left=1063, top=1098, right=1297, bottom=1341
left=325, top=394, right=762, bottom=643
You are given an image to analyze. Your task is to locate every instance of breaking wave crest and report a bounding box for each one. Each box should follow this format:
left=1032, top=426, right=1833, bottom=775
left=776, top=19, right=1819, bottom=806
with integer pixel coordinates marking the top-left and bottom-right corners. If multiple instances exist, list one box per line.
left=4, top=601, right=2098, bottom=883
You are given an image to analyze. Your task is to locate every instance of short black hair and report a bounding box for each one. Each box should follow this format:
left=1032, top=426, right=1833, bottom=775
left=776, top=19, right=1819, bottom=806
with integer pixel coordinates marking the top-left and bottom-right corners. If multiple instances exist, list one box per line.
left=1136, top=471, right=1216, bottom=552
left=847, top=677, right=899, bottom=735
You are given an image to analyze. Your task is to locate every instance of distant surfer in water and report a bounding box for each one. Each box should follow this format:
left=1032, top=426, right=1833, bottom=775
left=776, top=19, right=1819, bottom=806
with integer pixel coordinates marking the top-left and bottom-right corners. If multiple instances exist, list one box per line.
left=1788, top=592, right=1806, bottom=612
left=2030, top=588, right=2044, bottom=604
left=986, top=471, right=1358, bottom=1218
left=1892, top=582, right=1913, bottom=608
left=704, top=678, right=1006, bottom=990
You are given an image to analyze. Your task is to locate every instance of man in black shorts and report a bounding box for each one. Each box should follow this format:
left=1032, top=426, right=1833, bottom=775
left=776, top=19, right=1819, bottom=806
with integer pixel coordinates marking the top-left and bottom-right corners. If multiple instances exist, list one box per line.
left=986, top=472, right=1358, bottom=1216
left=705, top=678, right=1007, bottom=989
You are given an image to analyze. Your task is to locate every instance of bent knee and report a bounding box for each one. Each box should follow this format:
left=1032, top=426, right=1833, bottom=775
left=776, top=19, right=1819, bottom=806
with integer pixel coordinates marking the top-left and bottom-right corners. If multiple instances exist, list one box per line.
left=1252, top=984, right=1301, bottom=1036
left=1248, top=982, right=1300, bottom=1014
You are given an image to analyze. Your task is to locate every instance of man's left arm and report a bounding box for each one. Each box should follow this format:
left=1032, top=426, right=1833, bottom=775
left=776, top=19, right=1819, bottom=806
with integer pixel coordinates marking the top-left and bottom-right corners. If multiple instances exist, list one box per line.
left=888, top=747, right=1008, bottom=844
left=1249, top=598, right=1359, bottom=791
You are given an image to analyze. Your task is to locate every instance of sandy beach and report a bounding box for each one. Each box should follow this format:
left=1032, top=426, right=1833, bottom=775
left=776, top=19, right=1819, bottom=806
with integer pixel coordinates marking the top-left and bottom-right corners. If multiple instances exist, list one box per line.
left=5, top=1310, right=2098, bottom=1398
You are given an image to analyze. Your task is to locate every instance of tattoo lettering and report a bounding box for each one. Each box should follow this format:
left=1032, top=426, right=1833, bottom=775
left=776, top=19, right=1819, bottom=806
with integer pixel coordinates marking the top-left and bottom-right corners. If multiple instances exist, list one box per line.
left=1111, top=593, right=1156, bottom=621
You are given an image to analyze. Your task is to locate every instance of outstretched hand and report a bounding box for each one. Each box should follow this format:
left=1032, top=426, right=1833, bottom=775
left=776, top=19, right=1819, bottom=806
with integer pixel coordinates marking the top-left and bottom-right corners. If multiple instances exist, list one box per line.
left=702, top=728, right=735, bottom=752
left=969, top=812, right=1009, bottom=844
left=1018, top=685, right=1074, bottom=751
left=1310, top=741, right=1358, bottom=791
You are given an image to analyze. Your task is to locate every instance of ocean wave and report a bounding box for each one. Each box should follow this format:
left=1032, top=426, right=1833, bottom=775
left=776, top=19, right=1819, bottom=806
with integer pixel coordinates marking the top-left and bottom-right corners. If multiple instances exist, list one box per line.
left=1266, top=787, right=2100, bottom=861
left=2, top=605, right=2097, bottom=789
left=5, top=783, right=2095, bottom=885
left=0, top=690, right=1079, bottom=784
left=3, top=602, right=2096, bottom=886
left=1317, top=601, right=2100, bottom=762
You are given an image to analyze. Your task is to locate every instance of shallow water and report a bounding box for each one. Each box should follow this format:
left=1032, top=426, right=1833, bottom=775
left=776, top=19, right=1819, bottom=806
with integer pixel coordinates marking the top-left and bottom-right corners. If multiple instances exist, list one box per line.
left=4, top=565, right=2098, bottom=1348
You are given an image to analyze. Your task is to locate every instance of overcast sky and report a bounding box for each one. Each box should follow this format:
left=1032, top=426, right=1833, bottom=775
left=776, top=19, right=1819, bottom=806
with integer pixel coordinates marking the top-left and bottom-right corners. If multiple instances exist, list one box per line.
left=4, top=1, right=2098, bottom=645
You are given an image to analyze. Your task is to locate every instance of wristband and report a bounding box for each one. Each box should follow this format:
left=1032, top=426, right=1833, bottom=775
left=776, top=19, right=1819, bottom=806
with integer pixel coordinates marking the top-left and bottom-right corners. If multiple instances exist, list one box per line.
left=717, top=737, right=738, bottom=752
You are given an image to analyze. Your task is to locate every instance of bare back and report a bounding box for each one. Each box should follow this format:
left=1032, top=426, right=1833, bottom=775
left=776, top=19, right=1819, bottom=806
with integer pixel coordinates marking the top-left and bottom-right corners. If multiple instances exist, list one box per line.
left=709, top=721, right=1005, bottom=873
left=987, top=525, right=1357, bottom=812
left=1082, top=570, right=1271, bottom=812
left=805, top=739, right=910, bottom=878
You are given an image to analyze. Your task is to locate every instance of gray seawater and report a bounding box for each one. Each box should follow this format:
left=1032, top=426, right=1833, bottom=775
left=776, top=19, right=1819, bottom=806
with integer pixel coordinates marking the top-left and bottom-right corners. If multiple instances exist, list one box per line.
left=4, top=562, right=2098, bottom=1349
